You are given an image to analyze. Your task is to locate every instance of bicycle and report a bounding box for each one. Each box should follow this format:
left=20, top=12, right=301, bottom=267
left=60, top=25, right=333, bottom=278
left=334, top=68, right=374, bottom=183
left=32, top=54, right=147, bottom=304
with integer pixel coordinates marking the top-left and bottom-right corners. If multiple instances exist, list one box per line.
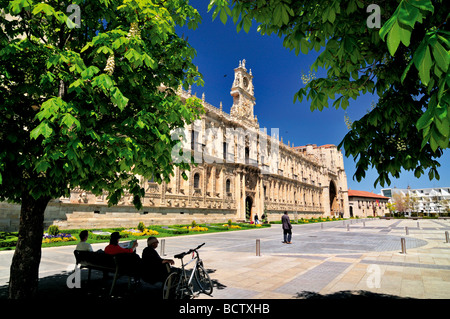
left=162, top=243, right=213, bottom=299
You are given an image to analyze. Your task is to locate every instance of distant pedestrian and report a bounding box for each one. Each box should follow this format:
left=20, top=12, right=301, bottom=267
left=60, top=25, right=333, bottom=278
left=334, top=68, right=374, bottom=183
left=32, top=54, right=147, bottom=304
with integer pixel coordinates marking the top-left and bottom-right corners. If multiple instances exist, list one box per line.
left=254, top=214, right=259, bottom=225
left=281, top=211, right=292, bottom=244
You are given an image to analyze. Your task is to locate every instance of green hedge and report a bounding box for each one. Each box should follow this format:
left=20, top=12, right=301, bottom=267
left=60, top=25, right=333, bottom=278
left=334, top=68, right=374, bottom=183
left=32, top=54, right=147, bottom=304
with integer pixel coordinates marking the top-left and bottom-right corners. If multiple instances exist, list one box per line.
left=149, top=226, right=189, bottom=235
left=0, top=232, right=18, bottom=248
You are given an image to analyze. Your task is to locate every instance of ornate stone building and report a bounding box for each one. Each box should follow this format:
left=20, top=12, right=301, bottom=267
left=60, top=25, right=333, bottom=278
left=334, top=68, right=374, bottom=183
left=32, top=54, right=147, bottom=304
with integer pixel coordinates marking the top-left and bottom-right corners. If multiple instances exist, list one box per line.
left=0, top=61, right=349, bottom=231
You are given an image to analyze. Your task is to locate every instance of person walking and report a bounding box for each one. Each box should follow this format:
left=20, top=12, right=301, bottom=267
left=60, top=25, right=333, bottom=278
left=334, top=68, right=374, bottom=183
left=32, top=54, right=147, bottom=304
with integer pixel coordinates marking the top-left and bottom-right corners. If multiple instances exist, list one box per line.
left=281, top=211, right=292, bottom=244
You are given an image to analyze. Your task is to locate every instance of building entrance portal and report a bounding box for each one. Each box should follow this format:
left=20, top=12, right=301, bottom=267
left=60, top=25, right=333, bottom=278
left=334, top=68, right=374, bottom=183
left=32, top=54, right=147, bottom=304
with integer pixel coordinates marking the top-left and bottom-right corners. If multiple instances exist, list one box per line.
left=329, top=181, right=339, bottom=216
left=245, top=196, right=253, bottom=221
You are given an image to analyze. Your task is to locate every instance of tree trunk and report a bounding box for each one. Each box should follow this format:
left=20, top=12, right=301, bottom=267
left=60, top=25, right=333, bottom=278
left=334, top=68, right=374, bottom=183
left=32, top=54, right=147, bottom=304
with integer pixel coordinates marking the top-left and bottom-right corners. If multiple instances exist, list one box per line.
left=8, top=192, right=50, bottom=299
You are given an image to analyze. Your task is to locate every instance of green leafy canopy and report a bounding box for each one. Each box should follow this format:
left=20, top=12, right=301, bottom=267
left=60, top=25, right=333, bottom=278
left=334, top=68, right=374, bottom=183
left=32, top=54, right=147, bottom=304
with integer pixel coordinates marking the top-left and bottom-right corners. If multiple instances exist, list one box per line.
left=208, top=0, right=449, bottom=187
left=0, top=0, right=204, bottom=208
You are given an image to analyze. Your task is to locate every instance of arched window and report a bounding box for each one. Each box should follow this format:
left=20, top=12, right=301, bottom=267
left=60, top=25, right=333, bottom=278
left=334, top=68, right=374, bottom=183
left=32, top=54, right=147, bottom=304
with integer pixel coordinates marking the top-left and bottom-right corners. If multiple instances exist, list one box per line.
left=226, top=179, right=231, bottom=193
left=194, top=173, right=200, bottom=189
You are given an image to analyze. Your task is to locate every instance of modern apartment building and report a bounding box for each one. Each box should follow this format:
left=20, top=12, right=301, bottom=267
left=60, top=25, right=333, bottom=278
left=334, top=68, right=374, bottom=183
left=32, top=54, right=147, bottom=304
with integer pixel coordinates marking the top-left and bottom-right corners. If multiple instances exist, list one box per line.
left=381, top=187, right=450, bottom=215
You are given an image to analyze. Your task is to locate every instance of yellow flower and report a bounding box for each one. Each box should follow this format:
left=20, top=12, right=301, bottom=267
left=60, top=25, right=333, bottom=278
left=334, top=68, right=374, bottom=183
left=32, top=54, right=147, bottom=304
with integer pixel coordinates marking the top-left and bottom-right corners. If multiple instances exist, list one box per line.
left=123, top=228, right=159, bottom=236
left=188, top=226, right=208, bottom=232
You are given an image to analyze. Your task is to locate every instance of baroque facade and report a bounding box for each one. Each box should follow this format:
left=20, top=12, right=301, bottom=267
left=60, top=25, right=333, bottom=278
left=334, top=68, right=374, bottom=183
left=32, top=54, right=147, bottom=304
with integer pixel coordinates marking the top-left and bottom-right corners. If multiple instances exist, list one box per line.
left=0, top=61, right=349, bottom=231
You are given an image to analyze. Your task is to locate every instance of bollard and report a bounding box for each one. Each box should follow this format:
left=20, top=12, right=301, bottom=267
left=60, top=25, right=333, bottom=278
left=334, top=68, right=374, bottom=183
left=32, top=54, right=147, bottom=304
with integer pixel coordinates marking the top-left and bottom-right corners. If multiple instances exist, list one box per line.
left=256, top=239, right=261, bottom=256
left=363, top=221, right=366, bottom=227
left=401, top=238, right=406, bottom=254
left=417, top=221, right=420, bottom=229
left=446, top=231, right=449, bottom=243
left=347, top=224, right=350, bottom=231
left=160, top=239, right=166, bottom=256
left=405, top=226, right=409, bottom=235
left=343, top=220, right=345, bottom=225
left=321, top=222, right=324, bottom=229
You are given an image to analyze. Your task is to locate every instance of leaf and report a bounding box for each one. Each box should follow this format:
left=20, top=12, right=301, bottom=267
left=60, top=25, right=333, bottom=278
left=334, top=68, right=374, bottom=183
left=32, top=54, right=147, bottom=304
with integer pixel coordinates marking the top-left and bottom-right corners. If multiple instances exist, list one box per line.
left=379, top=14, right=397, bottom=41
left=30, top=121, right=54, bottom=139
left=387, top=20, right=401, bottom=56
left=300, top=38, right=309, bottom=54
left=219, top=8, right=227, bottom=24
left=429, top=131, right=439, bottom=151
left=328, top=7, right=336, bottom=23
left=92, top=74, right=114, bottom=91
left=143, top=54, right=157, bottom=69
left=397, top=2, right=421, bottom=28
left=416, top=108, right=433, bottom=130
left=409, top=0, right=434, bottom=13
left=124, top=48, right=140, bottom=63
left=81, top=66, right=100, bottom=80
left=435, top=117, right=449, bottom=138
left=273, top=4, right=282, bottom=26
left=9, top=0, right=32, bottom=14
left=35, top=160, right=51, bottom=173
left=243, top=16, right=251, bottom=33
left=281, top=5, right=290, bottom=25
left=431, top=41, right=449, bottom=73
left=211, top=6, right=220, bottom=21
left=61, top=113, right=80, bottom=129
left=401, top=58, right=414, bottom=83
left=111, top=38, right=121, bottom=50
left=97, top=46, right=113, bottom=55
left=110, top=87, right=129, bottom=111
left=32, top=3, right=56, bottom=16
left=236, top=19, right=243, bottom=33
left=80, top=43, right=92, bottom=53
left=415, top=44, right=432, bottom=85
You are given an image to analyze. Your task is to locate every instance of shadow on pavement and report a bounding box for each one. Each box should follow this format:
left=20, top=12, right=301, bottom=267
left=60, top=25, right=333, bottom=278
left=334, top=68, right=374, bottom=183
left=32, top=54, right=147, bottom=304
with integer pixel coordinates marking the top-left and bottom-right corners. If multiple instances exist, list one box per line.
left=0, top=267, right=225, bottom=300
left=295, top=290, right=414, bottom=299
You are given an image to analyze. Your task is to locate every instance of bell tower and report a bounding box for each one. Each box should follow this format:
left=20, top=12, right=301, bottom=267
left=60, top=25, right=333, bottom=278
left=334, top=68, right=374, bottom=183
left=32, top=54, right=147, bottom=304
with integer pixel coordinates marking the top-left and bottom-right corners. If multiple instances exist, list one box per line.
left=230, top=59, right=258, bottom=128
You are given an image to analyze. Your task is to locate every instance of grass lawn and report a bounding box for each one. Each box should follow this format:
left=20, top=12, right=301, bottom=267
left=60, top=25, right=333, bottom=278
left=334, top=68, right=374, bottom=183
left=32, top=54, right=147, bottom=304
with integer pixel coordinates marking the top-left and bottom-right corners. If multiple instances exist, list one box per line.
left=0, top=222, right=271, bottom=251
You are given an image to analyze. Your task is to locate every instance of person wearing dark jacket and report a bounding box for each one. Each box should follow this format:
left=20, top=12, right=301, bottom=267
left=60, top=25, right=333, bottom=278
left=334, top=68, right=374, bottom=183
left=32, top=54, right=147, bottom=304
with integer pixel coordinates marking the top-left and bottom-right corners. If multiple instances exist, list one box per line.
left=141, top=237, right=175, bottom=284
left=281, top=211, right=292, bottom=244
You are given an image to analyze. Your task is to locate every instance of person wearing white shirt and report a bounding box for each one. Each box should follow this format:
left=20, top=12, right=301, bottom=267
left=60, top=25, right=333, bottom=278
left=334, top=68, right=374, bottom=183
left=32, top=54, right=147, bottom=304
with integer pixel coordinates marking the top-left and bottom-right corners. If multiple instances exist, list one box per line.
left=75, top=230, right=93, bottom=252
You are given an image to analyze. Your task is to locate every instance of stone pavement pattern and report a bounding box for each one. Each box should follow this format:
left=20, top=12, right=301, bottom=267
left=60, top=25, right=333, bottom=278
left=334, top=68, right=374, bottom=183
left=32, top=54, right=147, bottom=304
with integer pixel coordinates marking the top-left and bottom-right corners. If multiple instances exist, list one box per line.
left=0, top=218, right=449, bottom=299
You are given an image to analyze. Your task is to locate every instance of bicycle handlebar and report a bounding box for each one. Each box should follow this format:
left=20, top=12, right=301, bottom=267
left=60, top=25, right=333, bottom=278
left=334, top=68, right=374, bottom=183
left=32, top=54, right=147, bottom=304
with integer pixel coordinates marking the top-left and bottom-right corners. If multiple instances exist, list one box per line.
left=174, top=243, right=205, bottom=259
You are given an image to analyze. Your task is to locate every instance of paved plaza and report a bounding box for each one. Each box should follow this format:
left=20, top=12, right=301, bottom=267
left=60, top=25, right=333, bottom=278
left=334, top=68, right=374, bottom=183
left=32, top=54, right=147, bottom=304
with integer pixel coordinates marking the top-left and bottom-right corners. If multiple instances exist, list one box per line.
left=0, top=218, right=449, bottom=299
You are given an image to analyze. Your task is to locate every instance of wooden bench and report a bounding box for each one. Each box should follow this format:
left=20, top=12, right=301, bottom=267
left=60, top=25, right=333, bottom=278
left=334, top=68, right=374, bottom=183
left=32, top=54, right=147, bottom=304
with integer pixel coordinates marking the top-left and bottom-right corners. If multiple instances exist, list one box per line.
left=74, top=250, right=141, bottom=296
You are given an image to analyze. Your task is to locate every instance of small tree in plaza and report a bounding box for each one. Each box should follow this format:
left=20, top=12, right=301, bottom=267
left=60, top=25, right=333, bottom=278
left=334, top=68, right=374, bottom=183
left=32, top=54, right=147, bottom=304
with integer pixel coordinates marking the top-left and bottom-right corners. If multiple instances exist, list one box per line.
left=0, top=0, right=203, bottom=299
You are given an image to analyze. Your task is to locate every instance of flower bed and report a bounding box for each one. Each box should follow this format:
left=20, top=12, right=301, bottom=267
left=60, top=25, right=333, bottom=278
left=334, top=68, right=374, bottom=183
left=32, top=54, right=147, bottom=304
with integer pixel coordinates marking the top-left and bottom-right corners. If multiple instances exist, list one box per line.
left=122, top=228, right=159, bottom=236
left=42, top=233, right=77, bottom=244
left=182, top=226, right=209, bottom=232
left=245, top=224, right=262, bottom=228
left=222, top=224, right=241, bottom=229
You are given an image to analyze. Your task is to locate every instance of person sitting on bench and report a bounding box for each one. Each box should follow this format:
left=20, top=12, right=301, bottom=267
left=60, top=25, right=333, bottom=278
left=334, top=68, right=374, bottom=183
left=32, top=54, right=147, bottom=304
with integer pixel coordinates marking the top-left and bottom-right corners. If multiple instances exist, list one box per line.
left=140, top=237, right=174, bottom=284
left=105, top=232, right=138, bottom=255
left=76, top=230, right=93, bottom=252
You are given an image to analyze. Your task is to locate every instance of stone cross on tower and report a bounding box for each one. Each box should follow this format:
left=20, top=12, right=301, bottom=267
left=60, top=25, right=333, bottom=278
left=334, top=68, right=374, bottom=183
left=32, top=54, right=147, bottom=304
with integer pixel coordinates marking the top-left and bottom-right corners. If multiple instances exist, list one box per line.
left=230, top=59, right=258, bottom=128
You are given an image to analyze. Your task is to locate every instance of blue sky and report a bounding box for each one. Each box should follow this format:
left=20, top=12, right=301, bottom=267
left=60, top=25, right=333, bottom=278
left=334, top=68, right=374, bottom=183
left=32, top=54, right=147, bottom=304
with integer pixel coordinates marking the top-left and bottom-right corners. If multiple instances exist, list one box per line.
left=177, top=1, right=449, bottom=195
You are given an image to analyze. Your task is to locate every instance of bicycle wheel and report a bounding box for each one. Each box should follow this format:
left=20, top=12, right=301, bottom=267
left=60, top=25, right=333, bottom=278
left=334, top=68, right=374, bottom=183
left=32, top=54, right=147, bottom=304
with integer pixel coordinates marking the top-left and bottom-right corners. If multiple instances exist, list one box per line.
left=162, top=272, right=180, bottom=299
left=195, top=263, right=213, bottom=295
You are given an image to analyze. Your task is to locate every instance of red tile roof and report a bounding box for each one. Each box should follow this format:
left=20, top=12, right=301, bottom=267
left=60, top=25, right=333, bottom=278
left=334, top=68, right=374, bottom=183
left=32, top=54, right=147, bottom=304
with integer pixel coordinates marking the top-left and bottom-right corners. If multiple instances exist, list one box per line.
left=348, top=190, right=389, bottom=200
